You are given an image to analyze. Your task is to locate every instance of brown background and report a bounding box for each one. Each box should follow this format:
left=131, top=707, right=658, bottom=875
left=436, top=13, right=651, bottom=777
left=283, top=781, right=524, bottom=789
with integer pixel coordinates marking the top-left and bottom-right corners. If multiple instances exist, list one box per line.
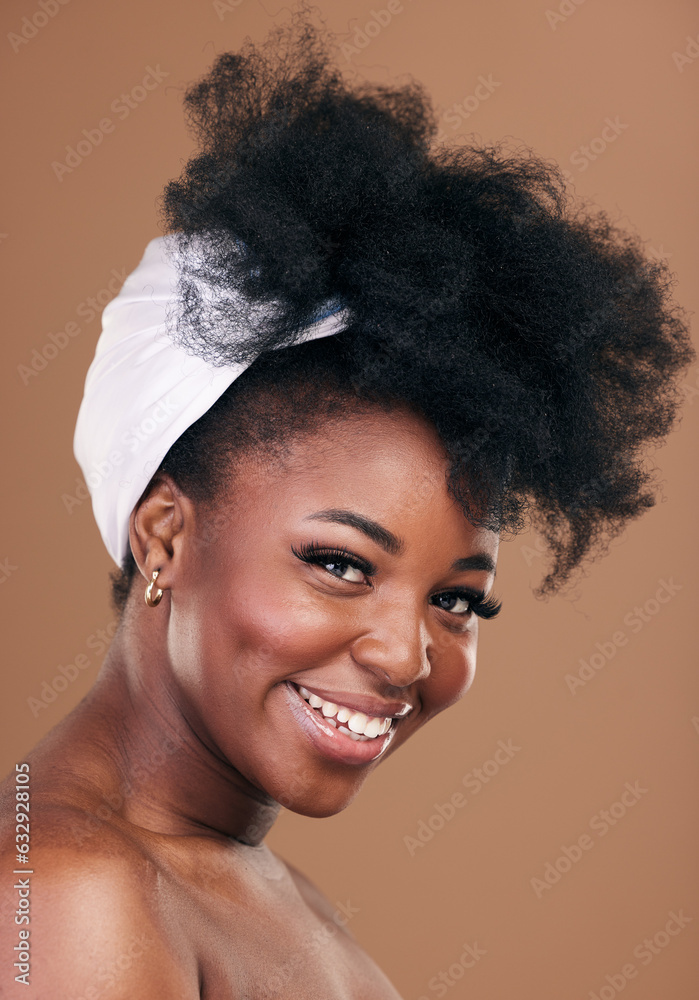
left=1, top=0, right=698, bottom=996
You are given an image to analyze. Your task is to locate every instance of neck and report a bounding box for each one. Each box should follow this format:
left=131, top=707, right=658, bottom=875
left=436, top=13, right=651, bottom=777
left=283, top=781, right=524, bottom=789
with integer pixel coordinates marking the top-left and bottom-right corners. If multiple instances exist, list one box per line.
left=70, top=599, right=280, bottom=847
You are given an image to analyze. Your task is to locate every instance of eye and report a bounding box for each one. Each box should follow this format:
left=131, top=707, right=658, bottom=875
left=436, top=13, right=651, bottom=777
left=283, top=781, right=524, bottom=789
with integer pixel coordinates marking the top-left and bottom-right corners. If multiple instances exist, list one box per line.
left=291, top=542, right=502, bottom=620
left=431, top=590, right=502, bottom=620
left=318, top=556, right=365, bottom=583
left=432, top=592, right=472, bottom=614
left=291, top=542, right=373, bottom=584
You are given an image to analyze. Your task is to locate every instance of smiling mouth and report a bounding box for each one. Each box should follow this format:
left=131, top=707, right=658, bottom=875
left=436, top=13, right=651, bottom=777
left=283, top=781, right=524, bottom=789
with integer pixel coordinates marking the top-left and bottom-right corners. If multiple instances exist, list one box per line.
left=292, top=684, right=394, bottom=742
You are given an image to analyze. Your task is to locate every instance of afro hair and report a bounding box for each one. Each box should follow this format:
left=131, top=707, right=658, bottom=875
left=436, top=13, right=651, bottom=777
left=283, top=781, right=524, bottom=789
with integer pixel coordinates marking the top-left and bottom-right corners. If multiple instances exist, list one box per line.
left=110, top=12, right=694, bottom=613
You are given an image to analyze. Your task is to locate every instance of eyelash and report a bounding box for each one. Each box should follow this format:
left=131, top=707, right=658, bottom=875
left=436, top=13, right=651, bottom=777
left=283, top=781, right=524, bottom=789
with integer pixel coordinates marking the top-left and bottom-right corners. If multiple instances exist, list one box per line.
left=291, top=541, right=502, bottom=620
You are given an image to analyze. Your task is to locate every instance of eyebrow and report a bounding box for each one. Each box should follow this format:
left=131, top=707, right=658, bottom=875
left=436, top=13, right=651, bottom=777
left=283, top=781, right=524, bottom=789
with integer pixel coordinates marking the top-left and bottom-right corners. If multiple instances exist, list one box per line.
left=302, top=508, right=497, bottom=574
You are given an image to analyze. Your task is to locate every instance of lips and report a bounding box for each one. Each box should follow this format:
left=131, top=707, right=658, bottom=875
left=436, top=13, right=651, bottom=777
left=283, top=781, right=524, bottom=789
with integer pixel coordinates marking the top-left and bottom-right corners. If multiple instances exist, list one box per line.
left=288, top=682, right=413, bottom=721
left=282, top=681, right=400, bottom=766
left=296, top=684, right=392, bottom=740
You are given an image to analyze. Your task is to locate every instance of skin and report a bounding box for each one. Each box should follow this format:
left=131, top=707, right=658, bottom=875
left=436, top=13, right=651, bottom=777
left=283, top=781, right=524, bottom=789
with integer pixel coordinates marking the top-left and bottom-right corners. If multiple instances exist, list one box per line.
left=0, top=403, right=499, bottom=998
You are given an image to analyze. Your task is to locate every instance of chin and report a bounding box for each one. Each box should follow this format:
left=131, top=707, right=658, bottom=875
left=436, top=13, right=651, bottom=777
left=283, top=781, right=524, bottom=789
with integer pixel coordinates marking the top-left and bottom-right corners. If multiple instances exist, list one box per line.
left=272, top=776, right=368, bottom=819
left=284, top=797, right=359, bottom=820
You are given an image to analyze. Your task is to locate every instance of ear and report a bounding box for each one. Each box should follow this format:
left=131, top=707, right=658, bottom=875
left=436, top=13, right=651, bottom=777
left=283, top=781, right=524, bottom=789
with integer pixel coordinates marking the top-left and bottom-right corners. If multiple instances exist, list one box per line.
left=128, top=473, right=197, bottom=589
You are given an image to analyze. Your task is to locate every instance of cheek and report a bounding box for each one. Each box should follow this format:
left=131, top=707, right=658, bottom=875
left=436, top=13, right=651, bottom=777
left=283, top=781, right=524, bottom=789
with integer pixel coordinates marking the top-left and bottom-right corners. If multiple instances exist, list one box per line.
left=172, top=563, right=356, bottom=692
left=422, top=627, right=479, bottom=718
left=231, top=584, right=358, bottom=675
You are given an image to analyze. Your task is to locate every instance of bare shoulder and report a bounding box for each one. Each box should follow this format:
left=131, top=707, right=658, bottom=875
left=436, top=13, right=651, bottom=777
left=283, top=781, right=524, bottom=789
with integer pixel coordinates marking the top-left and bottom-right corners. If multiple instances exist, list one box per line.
left=279, top=853, right=359, bottom=941
left=277, top=853, right=403, bottom=997
left=0, top=804, right=200, bottom=998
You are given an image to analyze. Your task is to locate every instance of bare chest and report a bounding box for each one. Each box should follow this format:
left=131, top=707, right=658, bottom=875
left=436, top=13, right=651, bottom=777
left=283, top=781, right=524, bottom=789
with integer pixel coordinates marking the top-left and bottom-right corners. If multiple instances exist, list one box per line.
left=198, top=909, right=403, bottom=999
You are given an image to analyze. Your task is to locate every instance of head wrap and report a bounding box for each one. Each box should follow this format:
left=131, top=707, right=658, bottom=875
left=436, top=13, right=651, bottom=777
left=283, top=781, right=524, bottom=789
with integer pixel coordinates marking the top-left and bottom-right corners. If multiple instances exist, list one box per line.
left=73, top=235, right=350, bottom=566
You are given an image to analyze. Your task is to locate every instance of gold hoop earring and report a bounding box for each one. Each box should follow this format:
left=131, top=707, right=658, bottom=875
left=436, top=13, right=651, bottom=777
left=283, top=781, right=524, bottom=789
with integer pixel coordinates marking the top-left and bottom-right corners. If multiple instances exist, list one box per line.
left=145, top=569, right=164, bottom=607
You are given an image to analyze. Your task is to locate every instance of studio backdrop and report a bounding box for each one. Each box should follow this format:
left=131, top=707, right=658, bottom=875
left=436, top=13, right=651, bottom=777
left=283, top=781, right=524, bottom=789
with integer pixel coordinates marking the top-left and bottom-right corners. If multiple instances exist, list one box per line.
left=1, top=1, right=697, bottom=997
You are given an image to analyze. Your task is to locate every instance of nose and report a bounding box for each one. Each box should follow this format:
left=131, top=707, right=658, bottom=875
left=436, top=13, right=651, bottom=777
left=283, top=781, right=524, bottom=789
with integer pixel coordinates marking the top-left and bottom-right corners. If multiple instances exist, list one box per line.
left=349, top=602, right=432, bottom=690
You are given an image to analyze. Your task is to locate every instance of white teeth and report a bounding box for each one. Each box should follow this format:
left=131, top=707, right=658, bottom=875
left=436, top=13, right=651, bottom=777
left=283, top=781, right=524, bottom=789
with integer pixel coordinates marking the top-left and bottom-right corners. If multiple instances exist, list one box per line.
left=363, top=717, right=382, bottom=739
left=348, top=712, right=370, bottom=734
left=295, top=685, right=393, bottom=740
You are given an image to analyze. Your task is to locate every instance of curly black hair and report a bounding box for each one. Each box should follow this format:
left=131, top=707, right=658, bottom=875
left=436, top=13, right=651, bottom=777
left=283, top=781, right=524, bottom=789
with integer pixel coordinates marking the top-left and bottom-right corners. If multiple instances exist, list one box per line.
left=110, top=12, right=694, bottom=614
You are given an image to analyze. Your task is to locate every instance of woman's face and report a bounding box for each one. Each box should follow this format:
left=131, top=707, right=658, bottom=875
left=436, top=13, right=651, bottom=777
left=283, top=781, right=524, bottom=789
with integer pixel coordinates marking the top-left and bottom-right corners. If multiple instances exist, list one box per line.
left=165, top=405, right=500, bottom=818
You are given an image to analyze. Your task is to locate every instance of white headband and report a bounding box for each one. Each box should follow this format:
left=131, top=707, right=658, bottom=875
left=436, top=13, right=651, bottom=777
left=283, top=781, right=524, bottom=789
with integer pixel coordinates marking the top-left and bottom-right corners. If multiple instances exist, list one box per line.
left=73, top=235, right=350, bottom=566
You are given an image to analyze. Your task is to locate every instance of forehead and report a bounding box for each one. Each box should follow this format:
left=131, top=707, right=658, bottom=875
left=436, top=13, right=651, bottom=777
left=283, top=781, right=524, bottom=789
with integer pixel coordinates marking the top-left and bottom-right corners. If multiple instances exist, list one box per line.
left=228, top=407, right=499, bottom=552
left=248, top=405, right=450, bottom=490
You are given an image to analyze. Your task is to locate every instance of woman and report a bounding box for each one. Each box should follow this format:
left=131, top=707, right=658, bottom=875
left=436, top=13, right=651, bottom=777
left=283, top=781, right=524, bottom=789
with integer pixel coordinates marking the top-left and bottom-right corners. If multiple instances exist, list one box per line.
left=0, top=16, right=693, bottom=998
